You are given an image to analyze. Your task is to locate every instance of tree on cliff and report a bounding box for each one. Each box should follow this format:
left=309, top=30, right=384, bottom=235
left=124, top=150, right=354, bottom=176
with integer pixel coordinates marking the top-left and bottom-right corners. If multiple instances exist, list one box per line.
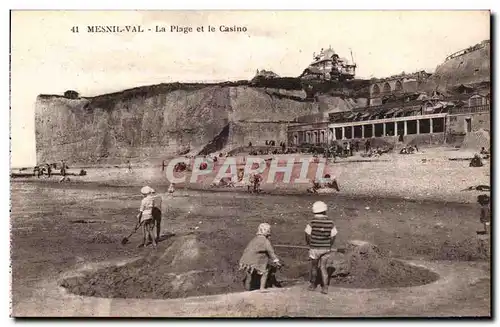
left=64, top=90, right=80, bottom=99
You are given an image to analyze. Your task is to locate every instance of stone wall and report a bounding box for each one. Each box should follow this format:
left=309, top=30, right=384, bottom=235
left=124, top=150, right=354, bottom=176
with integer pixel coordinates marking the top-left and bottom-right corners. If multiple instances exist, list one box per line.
left=447, top=112, right=490, bottom=135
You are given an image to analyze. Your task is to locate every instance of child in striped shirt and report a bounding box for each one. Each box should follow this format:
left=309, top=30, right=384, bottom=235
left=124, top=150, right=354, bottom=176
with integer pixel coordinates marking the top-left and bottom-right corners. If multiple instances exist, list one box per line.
left=304, top=201, right=337, bottom=294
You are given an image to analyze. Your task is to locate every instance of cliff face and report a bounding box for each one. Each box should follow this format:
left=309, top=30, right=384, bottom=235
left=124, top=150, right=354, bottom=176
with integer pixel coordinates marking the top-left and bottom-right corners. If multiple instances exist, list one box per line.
left=36, top=85, right=361, bottom=165
left=425, top=41, right=490, bottom=91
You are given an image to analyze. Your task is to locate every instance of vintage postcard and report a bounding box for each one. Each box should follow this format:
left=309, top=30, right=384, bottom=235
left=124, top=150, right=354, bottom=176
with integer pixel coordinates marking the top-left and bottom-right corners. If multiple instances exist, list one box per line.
left=10, top=10, right=491, bottom=318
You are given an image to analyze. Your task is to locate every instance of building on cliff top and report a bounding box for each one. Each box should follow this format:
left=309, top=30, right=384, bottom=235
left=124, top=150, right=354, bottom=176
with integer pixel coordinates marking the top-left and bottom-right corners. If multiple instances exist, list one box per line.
left=288, top=39, right=490, bottom=148
left=445, top=39, right=490, bottom=62
left=299, top=46, right=357, bottom=82
left=254, top=69, right=280, bottom=79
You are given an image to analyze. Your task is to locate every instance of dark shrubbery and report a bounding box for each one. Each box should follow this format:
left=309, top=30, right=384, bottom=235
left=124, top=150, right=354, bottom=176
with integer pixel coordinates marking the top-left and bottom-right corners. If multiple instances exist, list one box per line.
left=64, top=90, right=80, bottom=99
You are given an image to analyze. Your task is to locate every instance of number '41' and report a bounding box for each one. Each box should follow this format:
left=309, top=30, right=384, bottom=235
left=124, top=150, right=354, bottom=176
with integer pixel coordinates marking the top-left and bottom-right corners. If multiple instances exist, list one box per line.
left=71, top=26, right=79, bottom=33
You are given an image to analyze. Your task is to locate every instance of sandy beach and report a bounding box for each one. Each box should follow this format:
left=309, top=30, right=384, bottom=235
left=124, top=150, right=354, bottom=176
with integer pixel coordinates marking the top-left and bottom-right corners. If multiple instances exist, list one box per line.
left=13, top=147, right=490, bottom=204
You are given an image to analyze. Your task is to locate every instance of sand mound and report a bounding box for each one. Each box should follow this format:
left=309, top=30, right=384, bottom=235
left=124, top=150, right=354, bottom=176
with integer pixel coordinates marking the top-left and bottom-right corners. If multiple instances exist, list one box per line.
left=434, top=236, right=490, bottom=261
left=461, top=129, right=490, bottom=151
left=61, top=231, right=247, bottom=299
left=86, top=232, right=116, bottom=244
left=326, top=240, right=439, bottom=289
left=62, top=236, right=439, bottom=299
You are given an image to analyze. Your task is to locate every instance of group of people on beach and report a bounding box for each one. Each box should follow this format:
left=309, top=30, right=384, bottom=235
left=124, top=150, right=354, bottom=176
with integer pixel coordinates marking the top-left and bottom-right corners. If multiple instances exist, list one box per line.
left=135, top=183, right=337, bottom=293
left=34, top=161, right=67, bottom=177
left=133, top=170, right=490, bottom=294
left=33, top=160, right=72, bottom=182
left=238, top=200, right=337, bottom=294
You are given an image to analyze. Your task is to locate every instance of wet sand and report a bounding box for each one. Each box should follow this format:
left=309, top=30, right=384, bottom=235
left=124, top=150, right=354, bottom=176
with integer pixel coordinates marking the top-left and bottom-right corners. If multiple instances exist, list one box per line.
left=11, top=180, right=490, bottom=316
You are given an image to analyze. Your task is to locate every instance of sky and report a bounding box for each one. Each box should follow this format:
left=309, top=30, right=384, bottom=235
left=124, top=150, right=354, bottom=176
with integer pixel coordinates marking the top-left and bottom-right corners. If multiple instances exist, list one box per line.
left=10, top=10, right=490, bottom=167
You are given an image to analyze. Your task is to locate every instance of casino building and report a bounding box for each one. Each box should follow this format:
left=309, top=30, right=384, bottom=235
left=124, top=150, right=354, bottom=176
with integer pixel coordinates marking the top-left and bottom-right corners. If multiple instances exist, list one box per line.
left=287, top=82, right=490, bottom=147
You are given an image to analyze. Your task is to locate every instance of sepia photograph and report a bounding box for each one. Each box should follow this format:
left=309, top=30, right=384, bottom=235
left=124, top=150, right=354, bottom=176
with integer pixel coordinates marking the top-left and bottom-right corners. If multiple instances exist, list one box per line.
left=9, top=9, right=491, bottom=318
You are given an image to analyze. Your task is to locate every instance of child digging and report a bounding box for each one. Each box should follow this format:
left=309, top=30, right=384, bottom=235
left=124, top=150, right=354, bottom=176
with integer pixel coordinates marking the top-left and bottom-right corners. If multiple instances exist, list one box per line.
left=137, top=186, right=157, bottom=248
left=239, top=223, right=282, bottom=291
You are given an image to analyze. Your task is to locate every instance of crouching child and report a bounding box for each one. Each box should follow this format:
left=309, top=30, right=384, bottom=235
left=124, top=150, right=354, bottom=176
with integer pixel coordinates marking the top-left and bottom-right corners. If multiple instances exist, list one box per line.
left=239, top=223, right=282, bottom=291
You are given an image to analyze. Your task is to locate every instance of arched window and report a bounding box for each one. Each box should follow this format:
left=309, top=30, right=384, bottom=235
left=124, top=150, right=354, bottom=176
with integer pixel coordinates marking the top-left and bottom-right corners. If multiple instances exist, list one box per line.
left=383, top=82, right=391, bottom=94
left=372, top=84, right=380, bottom=96
left=469, top=95, right=483, bottom=107
left=423, top=102, right=434, bottom=113
left=395, top=80, right=403, bottom=92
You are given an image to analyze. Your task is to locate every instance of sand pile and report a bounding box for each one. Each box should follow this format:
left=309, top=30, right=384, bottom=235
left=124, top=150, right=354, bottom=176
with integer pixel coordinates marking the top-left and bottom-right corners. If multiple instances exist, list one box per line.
left=61, top=236, right=440, bottom=299
left=435, top=236, right=490, bottom=261
left=461, top=129, right=490, bottom=151
left=327, top=241, right=439, bottom=288
left=86, top=232, right=116, bottom=244
left=61, top=230, right=249, bottom=299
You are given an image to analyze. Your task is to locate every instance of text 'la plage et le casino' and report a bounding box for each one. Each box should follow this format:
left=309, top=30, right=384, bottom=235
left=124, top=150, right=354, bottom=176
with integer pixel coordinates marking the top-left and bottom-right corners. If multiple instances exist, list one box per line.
left=70, top=25, right=248, bottom=34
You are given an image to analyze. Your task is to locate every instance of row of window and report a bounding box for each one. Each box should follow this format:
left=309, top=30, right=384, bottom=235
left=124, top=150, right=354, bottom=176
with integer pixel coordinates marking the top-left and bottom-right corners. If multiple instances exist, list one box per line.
left=371, top=81, right=404, bottom=95
left=291, top=118, right=446, bottom=144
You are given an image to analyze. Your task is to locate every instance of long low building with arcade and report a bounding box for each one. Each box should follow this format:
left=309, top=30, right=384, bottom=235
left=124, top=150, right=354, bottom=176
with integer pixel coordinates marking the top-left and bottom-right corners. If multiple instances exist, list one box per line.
left=287, top=81, right=490, bottom=147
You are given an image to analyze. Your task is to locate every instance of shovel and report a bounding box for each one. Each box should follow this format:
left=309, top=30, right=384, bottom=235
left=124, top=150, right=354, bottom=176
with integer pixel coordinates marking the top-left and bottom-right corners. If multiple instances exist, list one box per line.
left=274, top=244, right=346, bottom=253
left=121, top=221, right=142, bottom=245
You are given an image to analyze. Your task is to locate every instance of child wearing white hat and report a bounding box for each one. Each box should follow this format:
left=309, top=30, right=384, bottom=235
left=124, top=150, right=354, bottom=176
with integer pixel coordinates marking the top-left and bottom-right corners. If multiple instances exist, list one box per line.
left=137, top=186, right=157, bottom=248
left=304, top=201, right=337, bottom=294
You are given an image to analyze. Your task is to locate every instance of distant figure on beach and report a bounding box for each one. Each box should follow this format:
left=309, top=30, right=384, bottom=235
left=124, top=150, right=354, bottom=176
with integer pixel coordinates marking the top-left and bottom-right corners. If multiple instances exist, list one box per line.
left=45, top=163, right=52, bottom=178
left=59, top=161, right=70, bottom=182
left=151, top=188, right=162, bottom=242
left=127, top=160, right=132, bottom=172
left=469, top=154, right=484, bottom=167
left=162, top=160, right=166, bottom=172
left=60, top=161, right=67, bottom=177
left=365, top=140, right=371, bottom=153
left=34, top=166, right=41, bottom=178
left=248, top=173, right=262, bottom=193
left=477, top=194, right=491, bottom=234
